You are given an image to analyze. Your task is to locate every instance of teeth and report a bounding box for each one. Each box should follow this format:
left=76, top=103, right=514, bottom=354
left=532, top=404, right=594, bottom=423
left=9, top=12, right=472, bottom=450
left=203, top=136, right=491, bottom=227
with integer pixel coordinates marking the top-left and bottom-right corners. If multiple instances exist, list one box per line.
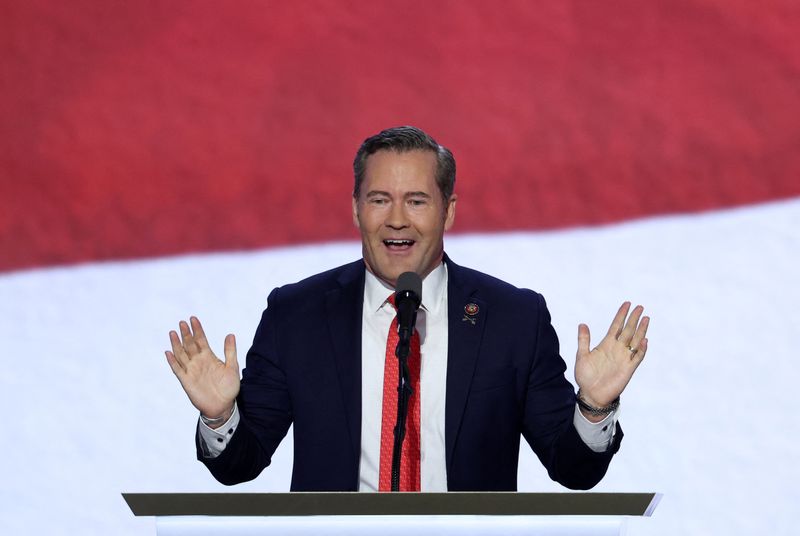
left=384, top=239, right=414, bottom=246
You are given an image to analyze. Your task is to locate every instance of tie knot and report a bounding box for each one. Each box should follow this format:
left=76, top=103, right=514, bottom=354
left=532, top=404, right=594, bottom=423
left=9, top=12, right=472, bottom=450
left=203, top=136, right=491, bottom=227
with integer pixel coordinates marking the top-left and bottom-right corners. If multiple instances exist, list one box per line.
left=387, top=293, right=396, bottom=308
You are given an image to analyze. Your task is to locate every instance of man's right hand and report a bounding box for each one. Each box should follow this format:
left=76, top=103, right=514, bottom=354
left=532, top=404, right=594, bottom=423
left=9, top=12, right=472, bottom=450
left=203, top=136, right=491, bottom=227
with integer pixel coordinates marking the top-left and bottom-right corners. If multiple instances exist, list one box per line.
left=165, top=316, right=240, bottom=427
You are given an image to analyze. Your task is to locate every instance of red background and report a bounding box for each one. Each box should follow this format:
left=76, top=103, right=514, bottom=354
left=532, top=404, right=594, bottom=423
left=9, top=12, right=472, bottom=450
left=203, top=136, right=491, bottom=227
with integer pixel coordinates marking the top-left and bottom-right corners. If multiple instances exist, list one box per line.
left=2, top=0, right=799, bottom=272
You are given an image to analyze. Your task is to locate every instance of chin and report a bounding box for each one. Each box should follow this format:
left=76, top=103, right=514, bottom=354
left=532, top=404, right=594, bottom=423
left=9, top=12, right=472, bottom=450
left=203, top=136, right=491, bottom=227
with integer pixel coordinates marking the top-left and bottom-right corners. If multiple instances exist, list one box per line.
left=374, top=266, right=413, bottom=287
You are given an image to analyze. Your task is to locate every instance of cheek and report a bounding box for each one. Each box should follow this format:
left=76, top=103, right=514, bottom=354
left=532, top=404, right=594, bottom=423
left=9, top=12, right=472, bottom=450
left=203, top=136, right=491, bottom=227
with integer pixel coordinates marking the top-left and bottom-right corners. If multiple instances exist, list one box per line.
left=418, top=215, right=446, bottom=236
left=355, top=212, right=377, bottom=236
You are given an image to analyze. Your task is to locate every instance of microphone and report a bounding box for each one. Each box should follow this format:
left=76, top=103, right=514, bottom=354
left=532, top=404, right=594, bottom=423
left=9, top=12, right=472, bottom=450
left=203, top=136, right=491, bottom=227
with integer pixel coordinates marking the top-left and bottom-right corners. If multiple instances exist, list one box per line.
left=394, top=271, right=422, bottom=346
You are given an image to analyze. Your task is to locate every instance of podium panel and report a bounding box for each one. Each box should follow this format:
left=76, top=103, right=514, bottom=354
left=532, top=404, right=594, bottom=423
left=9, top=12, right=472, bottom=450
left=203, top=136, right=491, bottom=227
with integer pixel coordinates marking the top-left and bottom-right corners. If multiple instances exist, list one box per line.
left=124, top=492, right=661, bottom=536
left=156, top=515, right=624, bottom=536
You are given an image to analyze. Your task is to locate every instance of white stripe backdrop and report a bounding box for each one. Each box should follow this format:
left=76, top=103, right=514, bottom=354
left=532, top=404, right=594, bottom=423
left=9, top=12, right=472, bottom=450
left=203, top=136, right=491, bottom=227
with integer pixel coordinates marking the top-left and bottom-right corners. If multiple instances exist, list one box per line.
left=1, top=197, right=798, bottom=535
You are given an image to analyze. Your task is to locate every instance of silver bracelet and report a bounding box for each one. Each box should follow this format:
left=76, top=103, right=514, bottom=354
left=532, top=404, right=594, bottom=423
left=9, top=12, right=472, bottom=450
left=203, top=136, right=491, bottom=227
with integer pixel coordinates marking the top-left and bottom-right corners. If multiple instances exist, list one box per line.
left=576, top=389, right=620, bottom=416
left=200, top=412, right=228, bottom=426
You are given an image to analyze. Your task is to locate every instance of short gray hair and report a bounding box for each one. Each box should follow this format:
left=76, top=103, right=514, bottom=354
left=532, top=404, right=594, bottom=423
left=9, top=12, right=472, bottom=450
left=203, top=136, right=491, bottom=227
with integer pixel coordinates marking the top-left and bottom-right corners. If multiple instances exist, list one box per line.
left=353, top=126, right=456, bottom=202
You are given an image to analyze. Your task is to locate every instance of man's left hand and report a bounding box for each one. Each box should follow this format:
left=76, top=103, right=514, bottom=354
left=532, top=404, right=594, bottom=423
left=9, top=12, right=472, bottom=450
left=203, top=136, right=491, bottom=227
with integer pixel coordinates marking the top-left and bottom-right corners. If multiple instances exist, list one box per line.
left=575, top=302, right=649, bottom=421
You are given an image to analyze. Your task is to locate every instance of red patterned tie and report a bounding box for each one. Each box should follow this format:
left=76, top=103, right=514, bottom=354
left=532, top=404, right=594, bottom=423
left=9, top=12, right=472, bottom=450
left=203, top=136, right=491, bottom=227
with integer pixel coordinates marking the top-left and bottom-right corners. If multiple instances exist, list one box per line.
left=378, top=294, right=421, bottom=491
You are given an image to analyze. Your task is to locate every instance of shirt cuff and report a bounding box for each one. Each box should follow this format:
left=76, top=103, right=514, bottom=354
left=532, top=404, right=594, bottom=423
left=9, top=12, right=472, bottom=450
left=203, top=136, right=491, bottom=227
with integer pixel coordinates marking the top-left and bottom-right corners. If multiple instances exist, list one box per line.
left=197, top=402, right=240, bottom=458
left=572, top=403, right=618, bottom=453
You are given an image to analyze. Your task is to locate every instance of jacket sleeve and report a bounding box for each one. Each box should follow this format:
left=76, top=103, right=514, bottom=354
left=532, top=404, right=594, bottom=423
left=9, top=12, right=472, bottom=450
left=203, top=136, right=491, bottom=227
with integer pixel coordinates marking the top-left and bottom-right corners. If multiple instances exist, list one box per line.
left=521, top=293, right=622, bottom=490
left=197, top=288, right=293, bottom=485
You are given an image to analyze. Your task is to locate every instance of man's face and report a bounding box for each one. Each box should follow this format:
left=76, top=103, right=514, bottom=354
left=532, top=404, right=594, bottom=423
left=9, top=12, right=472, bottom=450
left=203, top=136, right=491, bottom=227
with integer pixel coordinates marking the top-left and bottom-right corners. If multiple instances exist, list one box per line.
left=352, top=149, right=456, bottom=287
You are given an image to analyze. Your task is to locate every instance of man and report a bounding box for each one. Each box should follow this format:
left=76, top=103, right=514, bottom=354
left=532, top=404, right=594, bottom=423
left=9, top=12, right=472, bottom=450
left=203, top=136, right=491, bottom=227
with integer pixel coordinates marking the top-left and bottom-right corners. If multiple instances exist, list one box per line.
left=166, top=126, right=649, bottom=491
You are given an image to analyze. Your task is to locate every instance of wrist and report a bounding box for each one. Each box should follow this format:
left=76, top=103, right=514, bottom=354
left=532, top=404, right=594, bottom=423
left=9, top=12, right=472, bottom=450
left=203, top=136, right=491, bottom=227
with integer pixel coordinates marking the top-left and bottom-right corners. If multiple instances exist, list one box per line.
left=576, top=389, right=619, bottom=420
left=200, top=404, right=234, bottom=429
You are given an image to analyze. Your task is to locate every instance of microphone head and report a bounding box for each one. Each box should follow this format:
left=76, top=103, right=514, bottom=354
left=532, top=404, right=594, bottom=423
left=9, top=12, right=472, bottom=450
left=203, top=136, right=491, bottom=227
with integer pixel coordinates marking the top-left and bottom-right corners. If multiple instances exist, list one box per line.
left=395, top=271, right=422, bottom=308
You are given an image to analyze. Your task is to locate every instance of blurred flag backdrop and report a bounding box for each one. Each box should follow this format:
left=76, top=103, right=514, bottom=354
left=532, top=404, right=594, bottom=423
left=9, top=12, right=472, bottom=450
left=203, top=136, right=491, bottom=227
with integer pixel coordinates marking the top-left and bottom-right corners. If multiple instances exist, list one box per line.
left=1, top=2, right=799, bottom=535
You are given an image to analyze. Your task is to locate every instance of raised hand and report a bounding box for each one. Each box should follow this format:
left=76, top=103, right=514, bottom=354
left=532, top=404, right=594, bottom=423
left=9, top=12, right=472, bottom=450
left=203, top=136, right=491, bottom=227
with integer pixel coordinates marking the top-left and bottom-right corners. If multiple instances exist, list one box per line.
left=574, top=302, right=649, bottom=417
left=165, top=316, right=240, bottom=424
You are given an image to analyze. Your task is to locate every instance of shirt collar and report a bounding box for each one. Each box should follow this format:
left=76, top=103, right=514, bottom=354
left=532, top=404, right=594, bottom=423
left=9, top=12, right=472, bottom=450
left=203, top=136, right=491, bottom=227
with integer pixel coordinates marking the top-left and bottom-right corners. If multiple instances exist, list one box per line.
left=364, top=261, right=448, bottom=314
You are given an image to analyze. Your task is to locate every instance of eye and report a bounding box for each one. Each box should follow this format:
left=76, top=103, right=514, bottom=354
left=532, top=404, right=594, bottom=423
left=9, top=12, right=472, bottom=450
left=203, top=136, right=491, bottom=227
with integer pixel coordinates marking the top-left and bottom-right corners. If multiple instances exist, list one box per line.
left=369, top=197, right=388, bottom=205
left=408, top=198, right=427, bottom=207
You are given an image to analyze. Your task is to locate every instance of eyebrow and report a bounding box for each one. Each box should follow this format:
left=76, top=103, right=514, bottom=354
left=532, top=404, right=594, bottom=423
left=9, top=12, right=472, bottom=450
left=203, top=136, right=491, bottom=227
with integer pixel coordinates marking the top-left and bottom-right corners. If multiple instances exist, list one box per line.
left=365, top=190, right=390, bottom=198
left=365, top=190, right=432, bottom=199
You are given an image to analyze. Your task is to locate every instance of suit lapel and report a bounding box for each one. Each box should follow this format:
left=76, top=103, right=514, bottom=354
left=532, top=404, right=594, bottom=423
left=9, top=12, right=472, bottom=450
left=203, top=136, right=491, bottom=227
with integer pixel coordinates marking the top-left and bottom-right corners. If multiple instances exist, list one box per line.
left=325, top=261, right=365, bottom=466
left=444, top=258, right=488, bottom=473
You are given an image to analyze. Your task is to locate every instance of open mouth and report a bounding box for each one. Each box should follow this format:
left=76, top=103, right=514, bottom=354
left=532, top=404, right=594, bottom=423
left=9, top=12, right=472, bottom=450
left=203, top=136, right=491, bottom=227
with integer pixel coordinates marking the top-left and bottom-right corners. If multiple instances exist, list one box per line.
left=383, top=239, right=415, bottom=251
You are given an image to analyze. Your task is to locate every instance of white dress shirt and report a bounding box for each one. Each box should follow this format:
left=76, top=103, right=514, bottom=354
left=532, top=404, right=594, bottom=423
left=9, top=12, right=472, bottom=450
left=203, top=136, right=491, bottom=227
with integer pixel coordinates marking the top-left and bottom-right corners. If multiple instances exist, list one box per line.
left=358, top=262, right=449, bottom=491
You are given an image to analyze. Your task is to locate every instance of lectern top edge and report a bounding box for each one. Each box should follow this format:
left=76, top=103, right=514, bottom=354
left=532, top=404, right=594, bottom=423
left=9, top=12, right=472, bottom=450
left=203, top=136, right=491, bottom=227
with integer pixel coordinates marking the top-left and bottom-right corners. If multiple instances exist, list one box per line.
left=122, top=492, right=660, bottom=518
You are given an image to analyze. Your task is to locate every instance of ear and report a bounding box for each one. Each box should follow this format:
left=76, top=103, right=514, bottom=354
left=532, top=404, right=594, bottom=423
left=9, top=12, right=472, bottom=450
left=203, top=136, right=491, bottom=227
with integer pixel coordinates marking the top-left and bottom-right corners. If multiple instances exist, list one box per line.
left=444, top=194, right=457, bottom=231
left=352, top=196, right=360, bottom=228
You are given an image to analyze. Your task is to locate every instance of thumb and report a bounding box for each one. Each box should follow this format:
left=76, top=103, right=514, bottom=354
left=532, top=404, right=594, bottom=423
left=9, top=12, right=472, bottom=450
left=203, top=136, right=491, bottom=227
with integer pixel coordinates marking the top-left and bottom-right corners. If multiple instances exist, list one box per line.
left=577, top=323, right=591, bottom=358
left=223, top=334, right=238, bottom=371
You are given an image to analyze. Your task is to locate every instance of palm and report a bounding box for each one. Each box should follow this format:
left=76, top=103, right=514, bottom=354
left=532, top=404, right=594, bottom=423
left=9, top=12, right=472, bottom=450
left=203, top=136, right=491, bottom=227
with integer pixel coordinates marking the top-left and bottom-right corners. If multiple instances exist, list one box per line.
left=166, top=317, right=240, bottom=418
left=574, top=302, right=649, bottom=407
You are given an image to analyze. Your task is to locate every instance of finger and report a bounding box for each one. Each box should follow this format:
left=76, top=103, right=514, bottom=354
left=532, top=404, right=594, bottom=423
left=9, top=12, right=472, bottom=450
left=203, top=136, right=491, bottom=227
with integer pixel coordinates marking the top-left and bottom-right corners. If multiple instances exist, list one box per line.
left=630, top=337, right=648, bottom=366
left=224, top=333, right=239, bottom=372
left=618, top=305, right=644, bottom=345
left=165, top=350, right=185, bottom=375
left=639, top=337, right=648, bottom=357
left=605, top=302, right=631, bottom=339
left=628, top=315, right=650, bottom=354
left=169, top=330, right=190, bottom=367
left=190, top=316, right=209, bottom=350
left=179, top=320, right=198, bottom=355
left=577, top=324, right=591, bottom=358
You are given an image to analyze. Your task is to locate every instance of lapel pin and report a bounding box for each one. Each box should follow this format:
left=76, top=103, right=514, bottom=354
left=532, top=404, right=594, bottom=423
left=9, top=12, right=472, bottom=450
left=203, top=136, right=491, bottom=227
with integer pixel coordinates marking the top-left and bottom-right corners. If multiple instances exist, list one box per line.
left=462, top=303, right=479, bottom=325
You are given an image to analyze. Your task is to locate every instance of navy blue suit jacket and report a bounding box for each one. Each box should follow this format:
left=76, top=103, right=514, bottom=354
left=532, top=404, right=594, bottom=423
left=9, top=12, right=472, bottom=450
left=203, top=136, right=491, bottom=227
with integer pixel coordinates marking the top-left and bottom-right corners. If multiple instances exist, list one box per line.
left=199, top=256, right=622, bottom=490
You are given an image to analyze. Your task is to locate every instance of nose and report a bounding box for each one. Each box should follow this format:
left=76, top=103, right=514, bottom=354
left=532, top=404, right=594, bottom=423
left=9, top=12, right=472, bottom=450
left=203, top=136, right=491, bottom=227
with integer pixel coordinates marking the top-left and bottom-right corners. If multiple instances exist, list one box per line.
left=384, top=200, right=409, bottom=229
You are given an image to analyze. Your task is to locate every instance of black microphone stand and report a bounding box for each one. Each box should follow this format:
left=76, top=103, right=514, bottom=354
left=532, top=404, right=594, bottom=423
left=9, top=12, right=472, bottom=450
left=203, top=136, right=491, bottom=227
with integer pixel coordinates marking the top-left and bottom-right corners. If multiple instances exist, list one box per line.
left=391, top=318, right=415, bottom=492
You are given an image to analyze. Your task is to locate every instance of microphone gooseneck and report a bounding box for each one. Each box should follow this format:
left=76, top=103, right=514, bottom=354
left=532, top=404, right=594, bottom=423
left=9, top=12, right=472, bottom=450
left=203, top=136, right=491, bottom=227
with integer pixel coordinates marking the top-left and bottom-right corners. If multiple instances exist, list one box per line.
left=390, top=271, right=422, bottom=491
